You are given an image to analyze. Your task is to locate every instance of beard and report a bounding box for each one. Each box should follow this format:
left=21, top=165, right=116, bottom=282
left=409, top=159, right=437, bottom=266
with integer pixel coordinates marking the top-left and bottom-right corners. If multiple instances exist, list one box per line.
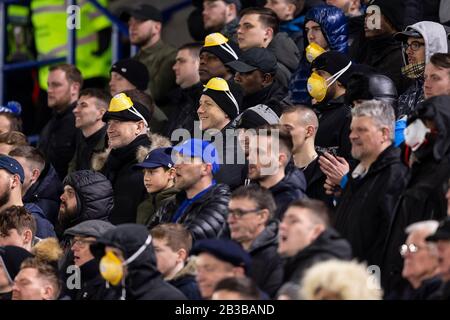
left=0, top=188, right=11, bottom=208
left=58, top=203, right=78, bottom=229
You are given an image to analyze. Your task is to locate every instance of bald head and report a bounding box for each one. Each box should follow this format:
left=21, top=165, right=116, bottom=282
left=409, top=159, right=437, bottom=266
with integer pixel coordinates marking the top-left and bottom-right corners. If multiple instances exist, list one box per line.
left=280, top=105, right=319, bottom=153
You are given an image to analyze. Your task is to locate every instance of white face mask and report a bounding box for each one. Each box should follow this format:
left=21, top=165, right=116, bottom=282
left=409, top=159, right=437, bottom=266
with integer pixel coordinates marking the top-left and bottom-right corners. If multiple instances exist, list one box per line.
left=404, top=119, right=430, bottom=151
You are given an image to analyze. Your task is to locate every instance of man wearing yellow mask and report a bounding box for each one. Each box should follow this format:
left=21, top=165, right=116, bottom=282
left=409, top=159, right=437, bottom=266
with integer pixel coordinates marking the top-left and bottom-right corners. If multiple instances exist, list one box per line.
left=91, top=223, right=186, bottom=300
left=307, top=51, right=354, bottom=161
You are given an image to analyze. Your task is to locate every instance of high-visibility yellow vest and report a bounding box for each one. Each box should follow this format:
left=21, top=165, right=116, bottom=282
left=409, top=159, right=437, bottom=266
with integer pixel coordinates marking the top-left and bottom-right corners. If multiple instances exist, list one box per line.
left=31, top=0, right=112, bottom=89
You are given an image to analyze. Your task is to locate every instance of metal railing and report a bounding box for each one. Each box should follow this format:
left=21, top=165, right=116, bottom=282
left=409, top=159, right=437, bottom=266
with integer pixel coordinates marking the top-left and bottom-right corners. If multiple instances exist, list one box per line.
left=0, top=0, right=191, bottom=104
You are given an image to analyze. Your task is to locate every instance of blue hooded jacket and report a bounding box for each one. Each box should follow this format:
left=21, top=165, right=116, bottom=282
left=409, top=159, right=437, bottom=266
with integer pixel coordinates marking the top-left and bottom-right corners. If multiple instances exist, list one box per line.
left=288, top=5, right=349, bottom=105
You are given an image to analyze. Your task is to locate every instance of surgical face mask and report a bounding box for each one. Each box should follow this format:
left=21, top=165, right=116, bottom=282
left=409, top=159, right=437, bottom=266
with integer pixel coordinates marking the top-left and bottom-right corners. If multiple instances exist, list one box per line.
left=305, top=43, right=326, bottom=63
left=99, top=235, right=152, bottom=286
left=307, top=62, right=352, bottom=102
left=404, top=119, right=430, bottom=151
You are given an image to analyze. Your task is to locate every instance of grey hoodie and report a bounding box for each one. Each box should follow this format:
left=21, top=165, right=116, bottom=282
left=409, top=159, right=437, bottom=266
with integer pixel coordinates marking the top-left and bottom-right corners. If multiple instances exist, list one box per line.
left=403, top=21, right=448, bottom=63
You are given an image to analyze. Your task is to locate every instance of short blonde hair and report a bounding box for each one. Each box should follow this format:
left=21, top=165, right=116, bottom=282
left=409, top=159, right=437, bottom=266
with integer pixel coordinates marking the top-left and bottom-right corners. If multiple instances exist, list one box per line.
left=300, top=259, right=383, bottom=300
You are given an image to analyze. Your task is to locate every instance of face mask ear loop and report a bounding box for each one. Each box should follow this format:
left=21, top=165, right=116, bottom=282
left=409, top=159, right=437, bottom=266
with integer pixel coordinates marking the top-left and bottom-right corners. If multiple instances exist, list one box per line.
left=225, top=90, right=240, bottom=115
left=326, top=61, right=353, bottom=88
left=123, top=235, right=152, bottom=266
left=128, top=106, right=149, bottom=128
left=220, top=43, right=238, bottom=60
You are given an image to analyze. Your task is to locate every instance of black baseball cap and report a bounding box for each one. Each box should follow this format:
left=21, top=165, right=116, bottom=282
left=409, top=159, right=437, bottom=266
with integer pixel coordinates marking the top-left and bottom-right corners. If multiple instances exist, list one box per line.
left=120, top=4, right=162, bottom=22
left=226, top=47, right=277, bottom=74
left=394, top=28, right=422, bottom=43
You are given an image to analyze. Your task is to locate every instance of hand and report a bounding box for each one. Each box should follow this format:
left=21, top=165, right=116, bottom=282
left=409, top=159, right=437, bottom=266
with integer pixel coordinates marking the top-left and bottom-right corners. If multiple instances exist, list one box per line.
left=324, top=178, right=342, bottom=197
left=319, top=152, right=350, bottom=185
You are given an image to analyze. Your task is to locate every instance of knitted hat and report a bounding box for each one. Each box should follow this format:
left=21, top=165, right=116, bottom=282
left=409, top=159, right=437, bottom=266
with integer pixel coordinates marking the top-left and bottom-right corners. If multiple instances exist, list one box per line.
left=103, top=93, right=152, bottom=126
left=110, top=59, right=149, bottom=91
left=311, top=51, right=353, bottom=87
left=202, top=77, right=241, bottom=119
left=236, top=104, right=280, bottom=129
left=200, top=33, right=240, bottom=64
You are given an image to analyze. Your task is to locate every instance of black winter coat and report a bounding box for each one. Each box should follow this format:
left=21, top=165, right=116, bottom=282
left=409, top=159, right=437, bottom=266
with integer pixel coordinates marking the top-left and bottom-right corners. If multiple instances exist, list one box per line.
left=72, top=259, right=108, bottom=300
left=38, top=103, right=78, bottom=180
left=283, top=228, right=352, bottom=284
left=169, top=275, right=202, bottom=300
left=248, top=220, right=283, bottom=298
left=269, top=162, right=307, bottom=220
left=313, top=96, right=352, bottom=161
left=334, top=146, right=408, bottom=267
left=302, top=155, right=333, bottom=207
left=101, top=135, right=151, bottom=224
left=96, top=224, right=187, bottom=300
left=210, top=122, right=248, bottom=191
left=151, top=183, right=231, bottom=242
left=23, top=163, right=63, bottom=225
left=382, top=97, right=450, bottom=294
left=62, top=170, right=114, bottom=227
left=69, top=125, right=107, bottom=172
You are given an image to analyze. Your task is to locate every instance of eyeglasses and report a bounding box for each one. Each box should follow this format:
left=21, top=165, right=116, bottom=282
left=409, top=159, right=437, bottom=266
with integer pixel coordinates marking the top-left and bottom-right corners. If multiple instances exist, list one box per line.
left=403, top=41, right=425, bottom=52
left=71, top=237, right=96, bottom=248
left=228, top=208, right=261, bottom=218
left=399, top=243, right=421, bottom=257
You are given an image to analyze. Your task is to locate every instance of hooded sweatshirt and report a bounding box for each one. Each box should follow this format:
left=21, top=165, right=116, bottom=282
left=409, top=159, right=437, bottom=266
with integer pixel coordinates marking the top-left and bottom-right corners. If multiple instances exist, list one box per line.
left=397, top=21, right=449, bottom=117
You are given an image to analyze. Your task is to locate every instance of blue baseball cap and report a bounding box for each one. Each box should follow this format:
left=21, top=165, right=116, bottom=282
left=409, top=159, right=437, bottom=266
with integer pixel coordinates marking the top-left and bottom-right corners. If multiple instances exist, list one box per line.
left=172, top=139, right=220, bottom=174
left=0, top=155, right=24, bottom=184
left=133, top=147, right=174, bottom=170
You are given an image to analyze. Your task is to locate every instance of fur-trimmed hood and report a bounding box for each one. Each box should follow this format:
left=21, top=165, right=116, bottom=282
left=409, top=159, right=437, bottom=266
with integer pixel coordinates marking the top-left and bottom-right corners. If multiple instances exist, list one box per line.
left=91, top=132, right=171, bottom=171
left=169, top=256, right=197, bottom=281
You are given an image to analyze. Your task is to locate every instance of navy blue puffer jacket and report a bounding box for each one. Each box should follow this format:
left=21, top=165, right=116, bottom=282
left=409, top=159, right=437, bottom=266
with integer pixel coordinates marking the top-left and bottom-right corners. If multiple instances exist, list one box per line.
left=288, top=5, right=348, bottom=105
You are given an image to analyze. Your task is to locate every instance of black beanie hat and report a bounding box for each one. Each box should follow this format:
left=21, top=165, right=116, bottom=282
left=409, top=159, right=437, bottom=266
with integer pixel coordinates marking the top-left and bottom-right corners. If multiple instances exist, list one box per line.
left=202, top=77, right=242, bottom=120
left=110, top=59, right=150, bottom=91
left=200, top=33, right=241, bottom=64
left=311, top=51, right=353, bottom=87
left=0, top=246, right=34, bottom=283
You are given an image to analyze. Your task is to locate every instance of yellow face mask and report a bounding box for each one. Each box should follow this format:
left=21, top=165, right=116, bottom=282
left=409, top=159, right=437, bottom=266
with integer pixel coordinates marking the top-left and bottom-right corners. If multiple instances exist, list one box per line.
left=307, top=61, right=353, bottom=103
left=307, top=72, right=328, bottom=102
left=99, top=236, right=152, bottom=286
left=305, top=43, right=326, bottom=63
left=99, top=250, right=124, bottom=286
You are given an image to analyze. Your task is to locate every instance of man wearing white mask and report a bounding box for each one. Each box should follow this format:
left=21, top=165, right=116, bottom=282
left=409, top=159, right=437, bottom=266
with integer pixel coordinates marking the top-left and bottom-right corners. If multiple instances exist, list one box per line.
left=383, top=95, right=450, bottom=296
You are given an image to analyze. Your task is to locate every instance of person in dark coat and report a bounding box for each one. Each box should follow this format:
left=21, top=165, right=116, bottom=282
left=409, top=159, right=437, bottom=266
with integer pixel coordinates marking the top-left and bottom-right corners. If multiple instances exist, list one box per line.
left=62, top=220, right=116, bottom=300
left=150, top=223, right=202, bottom=300
left=288, top=4, right=348, bottom=105
left=334, top=101, right=408, bottom=268
left=0, top=246, right=34, bottom=300
left=58, top=170, right=114, bottom=235
left=10, top=146, right=63, bottom=225
left=227, top=184, right=283, bottom=297
left=382, top=96, right=450, bottom=295
left=90, top=224, right=186, bottom=300
left=164, top=43, right=204, bottom=137
left=237, top=7, right=300, bottom=89
left=280, top=105, right=332, bottom=206
left=68, top=88, right=111, bottom=173
left=279, top=199, right=352, bottom=285
left=394, top=21, right=449, bottom=118
left=247, top=125, right=306, bottom=219
left=99, top=93, right=160, bottom=224
left=309, top=51, right=354, bottom=161
left=198, top=77, right=247, bottom=190
left=362, top=0, right=411, bottom=94
left=0, top=155, right=55, bottom=238
left=227, top=47, right=287, bottom=115
left=385, top=220, right=442, bottom=300
left=150, top=139, right=230, bottom=241
left=38, top=64, right=82, bottom=180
